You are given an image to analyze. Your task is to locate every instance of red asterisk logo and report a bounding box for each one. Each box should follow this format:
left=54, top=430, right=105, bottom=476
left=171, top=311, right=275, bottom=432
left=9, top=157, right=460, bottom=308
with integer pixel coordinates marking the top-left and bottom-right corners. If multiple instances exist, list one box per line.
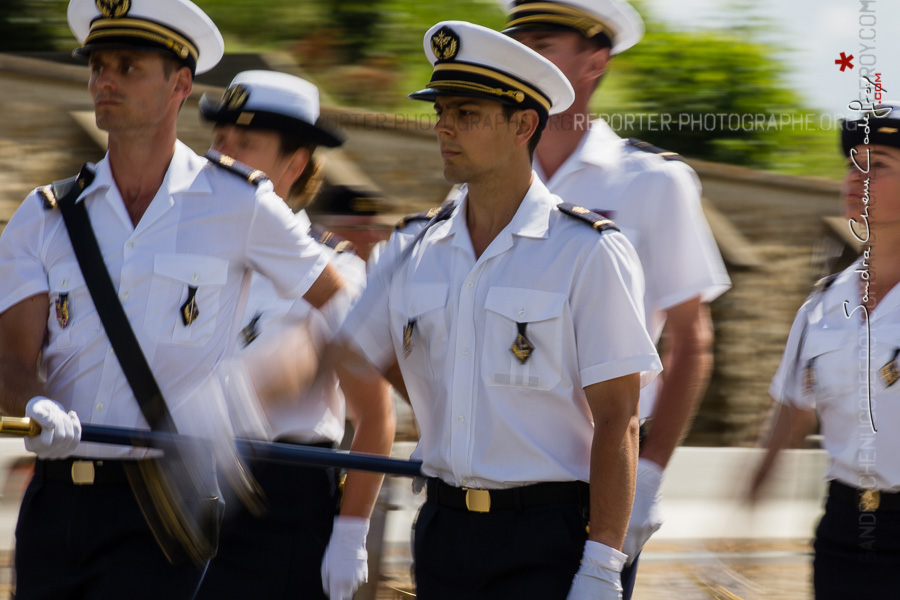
left=835, top=52, right=854, bottom=71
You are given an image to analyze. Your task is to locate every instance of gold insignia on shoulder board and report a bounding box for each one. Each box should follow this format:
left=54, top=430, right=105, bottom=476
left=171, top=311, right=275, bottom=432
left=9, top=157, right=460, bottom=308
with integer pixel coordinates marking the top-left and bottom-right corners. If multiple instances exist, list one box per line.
left=571, top=206, right=590, bottom=214
left=96, top=0, right=131, bottom=19
left=222, top=84, right=250, bottom=112
left=431, top=27, right=460, bottom=61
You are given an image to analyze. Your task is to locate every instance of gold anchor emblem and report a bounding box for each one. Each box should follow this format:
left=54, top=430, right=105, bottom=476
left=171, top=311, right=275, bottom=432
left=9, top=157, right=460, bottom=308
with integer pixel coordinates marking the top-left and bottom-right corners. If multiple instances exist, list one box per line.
left=431, top=27, right=460, bottom=61
left=96, top=0, right=131, bottom=19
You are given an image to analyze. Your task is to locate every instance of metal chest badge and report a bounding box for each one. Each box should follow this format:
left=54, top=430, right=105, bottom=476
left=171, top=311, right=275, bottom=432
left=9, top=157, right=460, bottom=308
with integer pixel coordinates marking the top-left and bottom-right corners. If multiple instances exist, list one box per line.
left=403, top=320, right=416, bottom=358
left=181, top=286, right=199, bottom=326
left=880, top=348, right=900, bottom=388
left=511, top=322, right=534, bottom=364
left=240, top=313, right=262, bottom=347
left=55, top=293, right=70, bottom=329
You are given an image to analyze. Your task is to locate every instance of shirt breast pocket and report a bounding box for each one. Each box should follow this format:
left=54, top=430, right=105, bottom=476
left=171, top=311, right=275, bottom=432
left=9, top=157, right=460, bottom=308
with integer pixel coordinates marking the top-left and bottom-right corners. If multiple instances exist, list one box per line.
left=390, top=283, right=449, bottom=382
left=483, top=287, right=566, bottom=391
left=46, top=263, right=98, bottom=349
left=143, top=254, right=228, bottom=346
left=799, top=328, right=849, bottom=407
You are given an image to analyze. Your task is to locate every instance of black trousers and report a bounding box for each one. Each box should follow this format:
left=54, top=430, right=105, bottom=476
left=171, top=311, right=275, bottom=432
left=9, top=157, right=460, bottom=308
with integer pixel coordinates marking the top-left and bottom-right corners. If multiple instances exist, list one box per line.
left=195, top=458, right=340, bottom=600
left=814, top=493, right=900, bottom=600
left=15, top=460, right=206, bottom=600
left=413, top=490, right=589, bottom=599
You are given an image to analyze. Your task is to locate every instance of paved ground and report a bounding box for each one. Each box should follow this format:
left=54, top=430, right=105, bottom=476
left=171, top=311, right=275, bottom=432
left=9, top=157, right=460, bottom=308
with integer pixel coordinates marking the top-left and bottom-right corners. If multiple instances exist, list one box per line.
left=371, top=539, right=813, bottom=600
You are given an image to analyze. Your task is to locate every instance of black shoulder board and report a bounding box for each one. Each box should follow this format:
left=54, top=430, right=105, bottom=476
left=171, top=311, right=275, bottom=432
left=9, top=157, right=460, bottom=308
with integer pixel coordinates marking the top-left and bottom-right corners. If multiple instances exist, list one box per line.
left=557, top=202, right=620, bottom=233
left=626, top=138, right=684, bottom=162
left=204, top=150, right=268, bottom=186
left=394, top=202, right=454, bottom=230
left=310, top=223, right=357, bottom=254
left=812, top=273, right=839, bottom=294
left=39, top=163, right=97, bottom=211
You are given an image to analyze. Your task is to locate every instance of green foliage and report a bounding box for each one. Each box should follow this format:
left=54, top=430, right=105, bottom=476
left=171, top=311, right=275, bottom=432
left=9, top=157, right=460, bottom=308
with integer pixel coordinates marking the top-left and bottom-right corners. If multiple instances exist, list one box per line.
left=612, top=26, right=798, bottom=167
left=4, top=0, right=843, bottom=178
left=605, top=4, right=843, bottom=177
left=0, top=0, right=69, bottom=51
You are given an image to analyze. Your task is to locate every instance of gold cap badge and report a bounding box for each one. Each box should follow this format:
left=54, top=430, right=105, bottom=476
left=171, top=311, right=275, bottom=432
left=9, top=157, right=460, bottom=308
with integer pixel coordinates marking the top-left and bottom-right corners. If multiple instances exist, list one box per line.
left=431, top=26, right=460, bottom=62
left=222, top=84, right=250, bottom=112
left=96, top=0, right=131, bottom=19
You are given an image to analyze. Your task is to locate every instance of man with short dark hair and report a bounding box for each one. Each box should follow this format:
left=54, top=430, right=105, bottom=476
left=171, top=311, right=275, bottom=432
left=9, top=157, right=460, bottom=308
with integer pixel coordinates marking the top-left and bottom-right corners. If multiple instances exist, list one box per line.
left=340, top=20, right=662, bottom=600
left=0, top=1, right=344, bottom=597
left=195, top=70, right=394, bottom=600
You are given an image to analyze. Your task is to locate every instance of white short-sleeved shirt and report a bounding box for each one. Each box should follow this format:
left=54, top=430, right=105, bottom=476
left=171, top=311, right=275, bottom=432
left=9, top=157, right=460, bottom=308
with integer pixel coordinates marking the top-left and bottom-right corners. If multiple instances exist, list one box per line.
left=239, top=210, right=367, bottom=444
left=343, top=176, right=662, bottom=488
left=0, top=141, right=329, bottom=458
left=535, top=120, right=731, bottom=418
left=771, top=259, right=900, bottom=491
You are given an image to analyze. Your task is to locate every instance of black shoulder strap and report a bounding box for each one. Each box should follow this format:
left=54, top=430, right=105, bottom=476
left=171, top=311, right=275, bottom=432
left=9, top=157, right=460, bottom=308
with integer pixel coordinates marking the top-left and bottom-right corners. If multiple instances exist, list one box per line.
left=394, top=204, right=452, bottom=230
left=626, top=138, right=685, bottom=162
left=204, top=149, right=268, bottom=186
left=309, top=223, right=357, bottom=254
left=557, top=202, right=620, bottom=233
left=55, top=164, right=175, bottom=432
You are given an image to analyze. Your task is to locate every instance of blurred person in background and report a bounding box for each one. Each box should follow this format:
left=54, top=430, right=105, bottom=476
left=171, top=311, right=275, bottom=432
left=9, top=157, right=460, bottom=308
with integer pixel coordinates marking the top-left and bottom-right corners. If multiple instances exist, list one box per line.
left=750, top=101, right=900, bottom=599
left=340, top=21, right=662, bottom=600
left=310, top=184, right=400, bottom=263
left=195, top=70, right=394, bottom=600
left=498, top=1, right=731, bottom=595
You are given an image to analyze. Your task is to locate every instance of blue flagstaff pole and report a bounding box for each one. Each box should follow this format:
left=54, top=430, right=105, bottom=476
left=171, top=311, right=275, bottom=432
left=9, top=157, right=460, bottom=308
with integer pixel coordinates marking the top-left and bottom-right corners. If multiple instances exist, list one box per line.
left=0, top=418, right=423, bottom=478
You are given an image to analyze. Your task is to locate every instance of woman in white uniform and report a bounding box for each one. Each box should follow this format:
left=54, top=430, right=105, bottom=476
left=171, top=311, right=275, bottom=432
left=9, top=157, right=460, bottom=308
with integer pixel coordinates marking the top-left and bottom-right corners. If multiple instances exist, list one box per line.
left=194, top=70, right=394, bottom=600
left=751, top=100, right=900, bottom=599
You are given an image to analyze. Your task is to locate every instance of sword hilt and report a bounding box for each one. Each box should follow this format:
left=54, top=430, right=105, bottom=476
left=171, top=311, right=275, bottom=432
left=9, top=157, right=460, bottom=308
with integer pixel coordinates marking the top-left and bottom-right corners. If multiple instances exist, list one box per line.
left=0, top=416, right=40, bottom=436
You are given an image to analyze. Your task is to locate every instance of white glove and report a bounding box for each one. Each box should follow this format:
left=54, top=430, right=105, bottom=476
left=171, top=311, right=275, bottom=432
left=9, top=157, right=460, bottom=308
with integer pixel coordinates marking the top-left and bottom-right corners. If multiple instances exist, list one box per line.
left=567, top=540, right=626, bottom=600
left=24, top=396, right=81, bottom=459
left=622, top=458, right=664, bottom=565
left=321, top=516, right=369, bottom=600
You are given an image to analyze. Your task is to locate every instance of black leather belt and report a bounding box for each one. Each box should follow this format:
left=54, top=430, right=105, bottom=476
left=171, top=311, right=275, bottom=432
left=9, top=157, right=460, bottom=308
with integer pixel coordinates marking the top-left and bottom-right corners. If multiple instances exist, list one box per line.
left=830, top=480, right=900, bottom=512
left=427, top=479, right=588, bottom=514
left=36, top=457, right=135, bottom=486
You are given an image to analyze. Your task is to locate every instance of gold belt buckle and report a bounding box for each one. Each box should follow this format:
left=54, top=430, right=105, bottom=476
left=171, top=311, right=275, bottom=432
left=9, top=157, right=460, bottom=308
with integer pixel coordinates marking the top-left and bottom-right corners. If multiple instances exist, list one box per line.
left=464, top=488, right=491, bottom=513
left=859, top=488, right=880, bottom=512
left=71, top=460, right=95, bottom=485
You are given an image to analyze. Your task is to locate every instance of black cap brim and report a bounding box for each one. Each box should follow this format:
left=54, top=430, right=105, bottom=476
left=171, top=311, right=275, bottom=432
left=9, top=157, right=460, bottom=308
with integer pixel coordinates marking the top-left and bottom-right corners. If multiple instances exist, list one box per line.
left=199, top=93, right=345, bottom=148
left=841, top=115, right=900, bottom=156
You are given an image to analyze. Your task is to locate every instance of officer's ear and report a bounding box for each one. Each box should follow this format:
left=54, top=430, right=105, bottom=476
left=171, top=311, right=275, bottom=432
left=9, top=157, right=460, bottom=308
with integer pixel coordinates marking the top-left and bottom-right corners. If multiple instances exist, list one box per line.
left=171, top=65, right=193, bottom=105
left=513, top=109, right=540, bottom=152
left=284, top=147, right=311, bottom=187
left=584, top=45, right=611, bottom=82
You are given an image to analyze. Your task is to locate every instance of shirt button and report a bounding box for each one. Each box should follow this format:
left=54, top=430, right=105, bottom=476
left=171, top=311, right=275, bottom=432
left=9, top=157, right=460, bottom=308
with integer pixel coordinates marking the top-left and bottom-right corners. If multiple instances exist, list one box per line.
left=120, top=291, right=129, bottom=301
left=466, top=281, right=474, bottom=288
left=518, top=309, right=526, bottom=318
left=61, top=279, right=68, bottom=287
left=462, top=348, right=470, bottom=356
left=126, top=241, right=134, bottom=248
left=95, top=402, right=104, bottom=411
left=108, top=348, right=114, bottom=355
left=457, top=415, right=465, bottom=423
left=191, top=274, right=199, bottom=283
